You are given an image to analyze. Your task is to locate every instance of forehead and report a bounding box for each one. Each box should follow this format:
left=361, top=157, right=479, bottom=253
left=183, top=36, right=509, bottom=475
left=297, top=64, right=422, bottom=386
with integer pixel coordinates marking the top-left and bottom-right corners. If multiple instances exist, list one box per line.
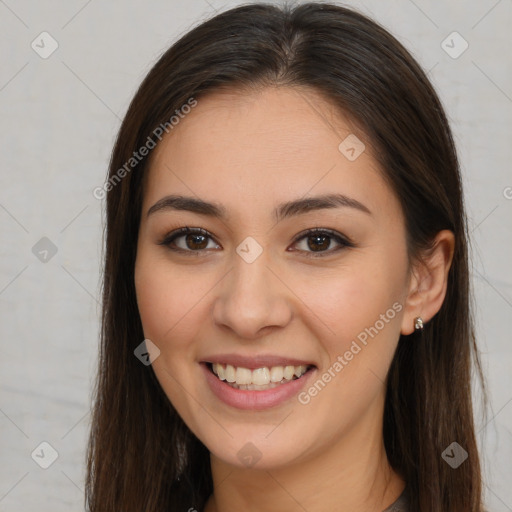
left=151, top=86, right=365, bottom=167
left=142, top=86, right=402, bottom=225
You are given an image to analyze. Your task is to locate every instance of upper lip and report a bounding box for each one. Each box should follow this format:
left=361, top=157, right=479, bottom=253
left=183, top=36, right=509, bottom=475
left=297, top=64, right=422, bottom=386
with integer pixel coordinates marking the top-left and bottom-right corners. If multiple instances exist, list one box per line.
left=201, top=353, right=316, bottom=370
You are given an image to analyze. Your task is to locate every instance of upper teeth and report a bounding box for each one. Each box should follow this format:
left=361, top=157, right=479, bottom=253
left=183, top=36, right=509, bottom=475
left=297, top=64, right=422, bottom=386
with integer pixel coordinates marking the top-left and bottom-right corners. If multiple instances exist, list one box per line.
left=212, top=363, right=309, bottom=386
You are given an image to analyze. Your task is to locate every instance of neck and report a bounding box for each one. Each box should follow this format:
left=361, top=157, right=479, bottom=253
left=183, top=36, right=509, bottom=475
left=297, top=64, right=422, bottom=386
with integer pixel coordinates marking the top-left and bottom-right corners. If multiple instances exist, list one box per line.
left=203, top=404, right=405, bottom=512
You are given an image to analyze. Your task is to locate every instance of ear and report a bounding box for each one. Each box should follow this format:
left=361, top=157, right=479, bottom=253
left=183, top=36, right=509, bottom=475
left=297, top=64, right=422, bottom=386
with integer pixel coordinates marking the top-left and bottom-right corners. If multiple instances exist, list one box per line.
left=400, top=230, right=455, bottom=335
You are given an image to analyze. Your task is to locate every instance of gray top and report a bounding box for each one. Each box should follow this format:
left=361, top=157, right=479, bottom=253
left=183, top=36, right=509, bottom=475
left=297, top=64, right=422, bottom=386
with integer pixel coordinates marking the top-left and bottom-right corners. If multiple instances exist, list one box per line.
left=382, top=488, right=408, bottom=512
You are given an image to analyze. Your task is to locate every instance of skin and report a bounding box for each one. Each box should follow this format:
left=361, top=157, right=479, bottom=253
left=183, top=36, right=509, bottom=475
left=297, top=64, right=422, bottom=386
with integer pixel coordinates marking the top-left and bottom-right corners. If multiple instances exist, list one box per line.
left=134, top=86, right=454, bottom=512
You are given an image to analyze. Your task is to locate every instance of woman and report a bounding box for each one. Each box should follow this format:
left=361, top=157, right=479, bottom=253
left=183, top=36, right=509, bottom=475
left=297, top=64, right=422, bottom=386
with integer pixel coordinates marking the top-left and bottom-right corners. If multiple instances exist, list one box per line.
left=85, top=3, right=486, bottom=511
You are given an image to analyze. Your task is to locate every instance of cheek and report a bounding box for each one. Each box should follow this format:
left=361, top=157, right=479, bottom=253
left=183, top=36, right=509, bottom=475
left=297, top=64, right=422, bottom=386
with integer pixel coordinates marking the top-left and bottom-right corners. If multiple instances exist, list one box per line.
left=134, top=252, right=209, bottom=429
left=309, top=273, right=396, bottom=327
left=134, top=253, right=207, bottom=349
left=294, top=256, right=407, bottom=363
left=291, top=270, right=404, bottom=433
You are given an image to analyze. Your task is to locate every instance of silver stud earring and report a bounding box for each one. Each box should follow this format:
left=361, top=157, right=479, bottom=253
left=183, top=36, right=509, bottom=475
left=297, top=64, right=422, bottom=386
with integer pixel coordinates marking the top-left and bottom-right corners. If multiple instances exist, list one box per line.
left=414, top=317, right=424, bottom=330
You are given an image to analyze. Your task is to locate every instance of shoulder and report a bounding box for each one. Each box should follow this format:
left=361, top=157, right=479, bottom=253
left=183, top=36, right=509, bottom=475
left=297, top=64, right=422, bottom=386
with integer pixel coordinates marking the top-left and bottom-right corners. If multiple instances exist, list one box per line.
left=382, top=488, right=409, bottom=512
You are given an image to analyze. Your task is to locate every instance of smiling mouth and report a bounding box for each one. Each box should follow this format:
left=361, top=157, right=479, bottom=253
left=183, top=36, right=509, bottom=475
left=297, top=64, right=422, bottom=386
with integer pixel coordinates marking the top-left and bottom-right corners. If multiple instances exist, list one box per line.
left=206, top=362, right=315, bottom=391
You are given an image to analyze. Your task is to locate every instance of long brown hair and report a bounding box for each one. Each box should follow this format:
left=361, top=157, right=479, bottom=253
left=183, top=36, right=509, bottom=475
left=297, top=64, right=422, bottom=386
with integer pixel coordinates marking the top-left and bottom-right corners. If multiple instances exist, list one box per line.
left=85, top=3, right=486, bottom=511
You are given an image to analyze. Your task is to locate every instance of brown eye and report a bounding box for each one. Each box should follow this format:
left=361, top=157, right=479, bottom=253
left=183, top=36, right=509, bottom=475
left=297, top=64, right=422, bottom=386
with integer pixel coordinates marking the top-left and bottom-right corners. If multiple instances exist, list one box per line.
left=160, top=227, right=353, bottom=257
left=184, top=233, right=208, bottom=250
left=306, top=233, right=331, bottom=252
left=160, top=227, right=220, bottom=253
left=291, top=229, right=353, bottom=257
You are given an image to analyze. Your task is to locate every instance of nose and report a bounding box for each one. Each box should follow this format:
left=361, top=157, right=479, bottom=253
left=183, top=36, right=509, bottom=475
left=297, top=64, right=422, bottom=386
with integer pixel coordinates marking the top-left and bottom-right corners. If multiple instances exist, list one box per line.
left=212, top=249, right=293, bottom=340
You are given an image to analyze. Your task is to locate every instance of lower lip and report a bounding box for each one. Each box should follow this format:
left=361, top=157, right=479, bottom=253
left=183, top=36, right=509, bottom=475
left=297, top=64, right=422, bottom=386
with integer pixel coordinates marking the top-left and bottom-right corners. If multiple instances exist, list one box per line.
left=201, top=363, right=316, bottom=410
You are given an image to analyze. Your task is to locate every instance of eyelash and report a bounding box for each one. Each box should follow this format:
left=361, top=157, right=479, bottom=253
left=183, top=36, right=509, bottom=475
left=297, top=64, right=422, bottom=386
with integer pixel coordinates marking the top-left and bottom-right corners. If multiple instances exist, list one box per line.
left=158, top=226, right=355, bottom=258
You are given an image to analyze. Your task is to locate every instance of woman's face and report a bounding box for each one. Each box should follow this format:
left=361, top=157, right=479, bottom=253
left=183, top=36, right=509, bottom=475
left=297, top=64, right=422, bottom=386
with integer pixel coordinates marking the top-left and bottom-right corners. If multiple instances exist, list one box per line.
left=134, top=86, right=412, bottom=470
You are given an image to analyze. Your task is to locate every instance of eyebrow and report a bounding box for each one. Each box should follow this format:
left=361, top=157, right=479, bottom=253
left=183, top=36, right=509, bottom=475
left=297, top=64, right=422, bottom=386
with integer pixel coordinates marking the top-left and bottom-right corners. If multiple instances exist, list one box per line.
left=146, top=193, right=372, bottom=222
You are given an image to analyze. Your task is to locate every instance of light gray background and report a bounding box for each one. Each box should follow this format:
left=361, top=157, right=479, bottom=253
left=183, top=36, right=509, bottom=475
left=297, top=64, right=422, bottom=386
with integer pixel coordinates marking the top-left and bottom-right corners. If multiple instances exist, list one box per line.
left=0, top=0, right=511, bottom=510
